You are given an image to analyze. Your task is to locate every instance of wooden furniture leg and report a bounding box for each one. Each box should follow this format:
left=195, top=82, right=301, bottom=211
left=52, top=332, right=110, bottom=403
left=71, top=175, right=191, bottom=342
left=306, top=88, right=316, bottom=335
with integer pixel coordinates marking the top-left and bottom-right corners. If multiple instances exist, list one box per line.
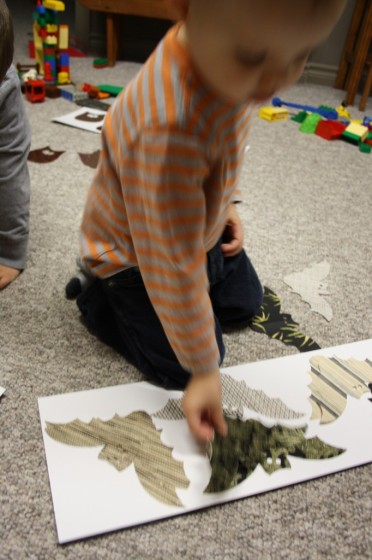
left=344, top=0, right=372, bottom=106
left=335, top=0, right=367, bottom=89
left=359, top=59, right=372, bottom=111
left=106, top=13, right=118, bottom=67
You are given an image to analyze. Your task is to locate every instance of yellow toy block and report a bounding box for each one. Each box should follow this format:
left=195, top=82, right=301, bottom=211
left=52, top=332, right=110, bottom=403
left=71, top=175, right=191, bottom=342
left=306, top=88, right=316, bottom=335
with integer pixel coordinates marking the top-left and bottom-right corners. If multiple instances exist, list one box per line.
left=336, top=105, right=351, bottom=119
left=58, top=24, right=69, bottom=50
left=44, top=35, right=58, bottom=45
left=33, top=22, right=44, bottom=73
left=258, top=106, right=289, bottom=121
left=58, top=72, right=70, bottom=85
left=43, top=0, right=65, bottom=11
left=46, top=24, right=58, bottom=33
left=345, top=122, right=368, bottom=141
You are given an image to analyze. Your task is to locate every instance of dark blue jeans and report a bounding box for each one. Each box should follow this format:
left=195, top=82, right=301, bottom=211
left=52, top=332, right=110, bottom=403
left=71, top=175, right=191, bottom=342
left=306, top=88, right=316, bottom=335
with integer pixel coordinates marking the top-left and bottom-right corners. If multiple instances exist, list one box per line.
left=77, top=242, right=263, bottom=389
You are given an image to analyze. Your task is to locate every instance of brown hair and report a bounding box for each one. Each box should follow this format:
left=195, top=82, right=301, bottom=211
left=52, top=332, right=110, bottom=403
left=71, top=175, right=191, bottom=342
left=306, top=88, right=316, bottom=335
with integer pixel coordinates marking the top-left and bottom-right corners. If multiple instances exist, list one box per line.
left=0, top=0, right=14, bottom=83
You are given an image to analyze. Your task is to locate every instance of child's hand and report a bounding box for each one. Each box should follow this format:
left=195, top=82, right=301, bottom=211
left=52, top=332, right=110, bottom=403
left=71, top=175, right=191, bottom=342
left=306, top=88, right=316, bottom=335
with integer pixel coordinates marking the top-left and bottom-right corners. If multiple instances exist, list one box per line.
left=182, top=370, right=228, bottom=442
left=221, top=204, right=244, bottom=257
left=0, top=264, right=21, bottom=290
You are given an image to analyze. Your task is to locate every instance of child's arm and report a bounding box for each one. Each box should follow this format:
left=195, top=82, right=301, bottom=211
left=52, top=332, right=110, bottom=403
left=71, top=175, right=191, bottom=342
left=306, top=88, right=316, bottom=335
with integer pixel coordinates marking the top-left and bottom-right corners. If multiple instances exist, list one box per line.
left=0, top=65, right=31, bottom=288
left=221, top=203, right=244, bottom=257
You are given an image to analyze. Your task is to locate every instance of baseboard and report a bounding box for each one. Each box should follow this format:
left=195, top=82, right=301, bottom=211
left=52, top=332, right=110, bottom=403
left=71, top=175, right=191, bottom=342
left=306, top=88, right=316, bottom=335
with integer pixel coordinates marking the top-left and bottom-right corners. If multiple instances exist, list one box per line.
left=300, top=62, right=339, bottom=87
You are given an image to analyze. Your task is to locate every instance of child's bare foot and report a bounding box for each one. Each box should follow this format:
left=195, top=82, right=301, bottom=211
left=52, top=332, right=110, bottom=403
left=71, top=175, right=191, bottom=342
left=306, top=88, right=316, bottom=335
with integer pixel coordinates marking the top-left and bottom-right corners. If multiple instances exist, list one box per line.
left=0, top=264, right=21, bottom=290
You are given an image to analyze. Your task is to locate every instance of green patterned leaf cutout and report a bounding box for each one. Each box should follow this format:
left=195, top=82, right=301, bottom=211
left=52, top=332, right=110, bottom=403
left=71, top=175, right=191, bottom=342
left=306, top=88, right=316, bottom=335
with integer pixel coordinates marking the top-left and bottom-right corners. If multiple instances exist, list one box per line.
left=45, top=411, right=189, bottom=507
left=249, top=286, right=320, bottom=352
left=205, top=417, right=344, bottom=493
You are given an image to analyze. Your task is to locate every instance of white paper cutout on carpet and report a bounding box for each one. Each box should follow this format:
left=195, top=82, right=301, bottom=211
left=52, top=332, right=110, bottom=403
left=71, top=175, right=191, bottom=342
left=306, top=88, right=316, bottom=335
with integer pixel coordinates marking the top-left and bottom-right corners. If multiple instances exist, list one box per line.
left=52, top=107, right=106, bottom=134
left=284, top=260, right=333, bottom=321
left=38, top=339, right=372, bottom=544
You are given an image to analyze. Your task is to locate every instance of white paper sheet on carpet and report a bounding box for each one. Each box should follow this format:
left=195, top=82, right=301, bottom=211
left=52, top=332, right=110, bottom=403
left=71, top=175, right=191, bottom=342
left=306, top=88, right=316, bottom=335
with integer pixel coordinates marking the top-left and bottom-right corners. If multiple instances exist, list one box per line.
left=38, top=339, right=372, bottom=544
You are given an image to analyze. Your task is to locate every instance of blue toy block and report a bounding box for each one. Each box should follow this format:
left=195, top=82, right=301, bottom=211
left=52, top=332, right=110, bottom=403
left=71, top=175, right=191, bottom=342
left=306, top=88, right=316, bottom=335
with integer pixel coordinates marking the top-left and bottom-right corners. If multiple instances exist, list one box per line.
left=272, top=97, right=338, bottom=120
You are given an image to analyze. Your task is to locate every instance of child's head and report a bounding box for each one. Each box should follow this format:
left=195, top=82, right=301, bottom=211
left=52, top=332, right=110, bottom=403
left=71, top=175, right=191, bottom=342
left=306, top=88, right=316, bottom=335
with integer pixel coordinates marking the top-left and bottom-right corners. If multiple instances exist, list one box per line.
left=176, top=0, right=346, bottom=103
left=0, top=0, right=14, bottom=84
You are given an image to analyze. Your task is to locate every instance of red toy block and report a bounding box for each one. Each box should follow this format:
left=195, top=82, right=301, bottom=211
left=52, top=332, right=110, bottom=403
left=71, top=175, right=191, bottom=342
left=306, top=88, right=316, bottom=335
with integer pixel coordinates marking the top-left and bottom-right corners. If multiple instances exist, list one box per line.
left=315, top=120, right=347, bottom=140
left=25, top=79, right=46, bottom=103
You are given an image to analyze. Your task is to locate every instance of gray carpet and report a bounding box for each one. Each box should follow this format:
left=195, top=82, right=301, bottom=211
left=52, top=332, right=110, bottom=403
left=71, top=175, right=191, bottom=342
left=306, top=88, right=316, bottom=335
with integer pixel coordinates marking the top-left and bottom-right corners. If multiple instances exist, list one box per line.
left=1, top=3, right=372, bottom=559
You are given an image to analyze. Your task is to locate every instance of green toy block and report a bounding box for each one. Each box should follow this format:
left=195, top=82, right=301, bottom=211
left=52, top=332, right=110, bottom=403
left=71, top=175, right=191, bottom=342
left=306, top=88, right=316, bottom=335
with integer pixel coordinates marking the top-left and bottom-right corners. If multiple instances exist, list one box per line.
left=342, top=131, right=360, bottom=144
left=366, top=131, right=372, bottom=141
left=359, top=142, right=371, bottom=154
left=299, top=113, right=322, bottom=134
left=291, top=110, right=307, bottom=123
left=98, top=84, right=123, bottom=96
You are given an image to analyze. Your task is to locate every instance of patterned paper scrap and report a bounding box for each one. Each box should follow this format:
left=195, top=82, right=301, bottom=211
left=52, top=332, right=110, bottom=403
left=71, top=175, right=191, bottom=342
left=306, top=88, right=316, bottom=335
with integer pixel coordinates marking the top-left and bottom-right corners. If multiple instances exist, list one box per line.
left=284, top=260, right=333, bottom=321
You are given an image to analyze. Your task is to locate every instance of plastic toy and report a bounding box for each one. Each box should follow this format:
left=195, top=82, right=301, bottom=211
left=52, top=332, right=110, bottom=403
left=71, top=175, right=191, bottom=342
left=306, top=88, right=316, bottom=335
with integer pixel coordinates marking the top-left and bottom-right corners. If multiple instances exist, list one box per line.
left=32, top=0, right=70, bottom=85
left=258, top=106, right=288, bottom=121
left=25, top=79, right=46, bottom=103
left=272, top=97, right=338, bottom=120
left=299, top=113, right=322, bottom=134
left=315, top=120, right=346, bottom=141
left=342, top=122, right=369, bottom=144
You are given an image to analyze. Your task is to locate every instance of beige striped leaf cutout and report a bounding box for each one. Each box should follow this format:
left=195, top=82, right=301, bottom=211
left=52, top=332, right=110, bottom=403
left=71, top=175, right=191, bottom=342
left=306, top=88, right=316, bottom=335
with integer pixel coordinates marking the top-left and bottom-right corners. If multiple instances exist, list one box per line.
left=45, top=411, right=189, bottom=507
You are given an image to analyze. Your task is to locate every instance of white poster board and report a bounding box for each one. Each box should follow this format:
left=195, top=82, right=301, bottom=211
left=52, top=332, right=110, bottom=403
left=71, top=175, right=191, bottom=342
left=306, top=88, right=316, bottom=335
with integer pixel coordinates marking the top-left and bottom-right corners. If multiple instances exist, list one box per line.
left=38, top=339, right=372, bottom=543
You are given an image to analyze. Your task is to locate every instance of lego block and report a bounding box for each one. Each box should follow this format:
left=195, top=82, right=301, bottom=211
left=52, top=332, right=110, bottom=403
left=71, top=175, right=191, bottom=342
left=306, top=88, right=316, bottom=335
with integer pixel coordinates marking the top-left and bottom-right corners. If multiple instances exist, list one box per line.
left=25, top=79, right=46, bottom=103
left=299, top=113, right=323, bottom=134
left=57, top=72, right=70, bottom=84
left=258, top=106, right=289, bottom=121
left=343, top=122, right=368, bottom=142
left=98, top=84, right=124, bottom=97
left=342, top=131, right=360, bottom=145
left=59, top=52, right=69, bottom=66
left=58, top=24, right=69, bottom=50
left=315, top=120, right=347, bottom=140
left=45, top=35, right=58, bottom=45
left=359, top=142, right=371, bottom=154
left=291, top=110, right=307, bottom=123
left=43, top=0, right=65, bottom=11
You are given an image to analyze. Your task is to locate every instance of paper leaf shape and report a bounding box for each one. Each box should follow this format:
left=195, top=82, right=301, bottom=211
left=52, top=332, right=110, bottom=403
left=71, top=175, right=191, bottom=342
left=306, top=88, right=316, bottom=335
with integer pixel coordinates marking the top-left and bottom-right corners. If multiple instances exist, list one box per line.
left=154, top=373, right=303, bottom=421
left=308, top=355, right=372, bottom=423
left=205, top=417, right=344, bottom=493
left=78, top=150, right=100, bottom=169
left=45, top=411, right=189, bottom=507
left=249, top=286, right=320, bottom=352
left=28, top=146, right=65, bottom=163
left=284, top=260, right=333, bottom=321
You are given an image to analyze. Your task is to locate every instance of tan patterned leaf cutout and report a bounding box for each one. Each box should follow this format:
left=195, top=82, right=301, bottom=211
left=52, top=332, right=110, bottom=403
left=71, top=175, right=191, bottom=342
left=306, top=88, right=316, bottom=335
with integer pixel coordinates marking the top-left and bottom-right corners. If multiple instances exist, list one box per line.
left=308, top=356, right=372, bottom=423
left=45, top=411, right=189, bottom=507
left=205, top=417, right=345, bottom=493
left=284, top=260, right=333, bottom=321
left=154, top=373, right=303, bottom=421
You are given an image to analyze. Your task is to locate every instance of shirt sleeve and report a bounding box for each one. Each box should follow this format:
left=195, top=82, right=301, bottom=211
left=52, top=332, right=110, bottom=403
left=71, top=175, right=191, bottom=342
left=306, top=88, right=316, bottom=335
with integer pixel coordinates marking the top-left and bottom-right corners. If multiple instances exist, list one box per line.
left=0, top=65, right=31, bottom=270
left=120, top=126, right=221, bottom=376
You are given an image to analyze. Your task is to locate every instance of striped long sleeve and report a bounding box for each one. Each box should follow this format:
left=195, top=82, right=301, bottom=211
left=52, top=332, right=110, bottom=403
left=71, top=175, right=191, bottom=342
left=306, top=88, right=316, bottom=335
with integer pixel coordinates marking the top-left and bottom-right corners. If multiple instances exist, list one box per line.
left=80, top=23, right=253, bottom=376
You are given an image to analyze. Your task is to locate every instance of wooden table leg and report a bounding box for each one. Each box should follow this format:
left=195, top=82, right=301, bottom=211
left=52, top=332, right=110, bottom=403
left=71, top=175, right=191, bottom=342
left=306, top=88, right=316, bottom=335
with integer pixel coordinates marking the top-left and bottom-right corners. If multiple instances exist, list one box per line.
left=106, top=12, right=118, bottom=66
left=335, top=0, right=367, bottom=89
left=359, top=62, right=372, bottom=111
left=344, top=1, right=372, bottom=106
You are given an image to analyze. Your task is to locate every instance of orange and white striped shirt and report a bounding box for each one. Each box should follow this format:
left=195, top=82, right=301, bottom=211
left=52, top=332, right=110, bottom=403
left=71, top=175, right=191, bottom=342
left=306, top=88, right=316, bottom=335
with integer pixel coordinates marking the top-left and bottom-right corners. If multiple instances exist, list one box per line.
left=80, top=24, right=253, bottom=376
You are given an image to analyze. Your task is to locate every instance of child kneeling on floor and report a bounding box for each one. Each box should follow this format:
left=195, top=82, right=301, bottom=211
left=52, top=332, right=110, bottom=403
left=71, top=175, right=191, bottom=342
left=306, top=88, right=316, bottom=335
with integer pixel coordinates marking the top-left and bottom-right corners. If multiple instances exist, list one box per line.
left=68, top=0, right=346, bottom=442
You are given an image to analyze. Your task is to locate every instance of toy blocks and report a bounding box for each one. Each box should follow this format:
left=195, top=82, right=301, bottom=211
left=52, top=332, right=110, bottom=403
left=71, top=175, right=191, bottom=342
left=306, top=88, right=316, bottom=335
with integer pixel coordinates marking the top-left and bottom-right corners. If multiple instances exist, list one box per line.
left=299, top=113, right=322, bottom=134
left=315, top=120, right=347, bottom=141
left=342, top=122, right=369, bottom=144
left=25, top=79, right=46, bottom=103
left=32, top=0, right=70, bottom=85
left=258, top=106, right=288, bottom=121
